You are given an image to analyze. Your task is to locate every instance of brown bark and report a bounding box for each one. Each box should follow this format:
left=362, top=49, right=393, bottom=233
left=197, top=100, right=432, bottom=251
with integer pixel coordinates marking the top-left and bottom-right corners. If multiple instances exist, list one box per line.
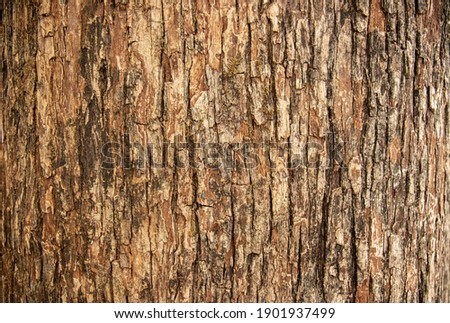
left=1, top=0, right=449, bottom=302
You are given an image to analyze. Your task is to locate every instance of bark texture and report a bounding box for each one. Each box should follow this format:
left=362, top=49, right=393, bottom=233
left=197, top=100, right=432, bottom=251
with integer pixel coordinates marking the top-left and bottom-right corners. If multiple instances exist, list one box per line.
left=1, top=0, right=449, bottom=302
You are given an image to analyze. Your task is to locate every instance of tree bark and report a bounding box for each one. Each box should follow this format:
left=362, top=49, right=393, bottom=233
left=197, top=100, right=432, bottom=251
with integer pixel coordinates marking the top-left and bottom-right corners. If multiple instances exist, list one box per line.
left=1, top=0, right=449, bottom=302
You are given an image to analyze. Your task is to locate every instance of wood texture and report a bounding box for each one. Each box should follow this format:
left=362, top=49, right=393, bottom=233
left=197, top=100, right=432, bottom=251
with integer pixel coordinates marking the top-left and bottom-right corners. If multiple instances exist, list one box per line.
left=1, top=0, right=449, bottom=302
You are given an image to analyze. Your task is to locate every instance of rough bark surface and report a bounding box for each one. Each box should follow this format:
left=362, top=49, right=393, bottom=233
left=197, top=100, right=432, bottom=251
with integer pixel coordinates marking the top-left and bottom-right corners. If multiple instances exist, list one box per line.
left=1, top=0, right=449, bottom=302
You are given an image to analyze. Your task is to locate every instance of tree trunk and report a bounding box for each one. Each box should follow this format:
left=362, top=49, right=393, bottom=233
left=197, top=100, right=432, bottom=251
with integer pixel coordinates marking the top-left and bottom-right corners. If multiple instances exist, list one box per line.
left=1, top=0, right=449, bottom=302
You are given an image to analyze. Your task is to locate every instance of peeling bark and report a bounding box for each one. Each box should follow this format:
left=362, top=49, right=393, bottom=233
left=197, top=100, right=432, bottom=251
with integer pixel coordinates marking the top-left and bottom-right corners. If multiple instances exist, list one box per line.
left=1, top=0, right=449, bottom=302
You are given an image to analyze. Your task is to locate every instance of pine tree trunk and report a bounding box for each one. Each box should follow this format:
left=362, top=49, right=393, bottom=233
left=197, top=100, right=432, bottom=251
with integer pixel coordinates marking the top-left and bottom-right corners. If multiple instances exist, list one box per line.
left=1, top=0, right=449, bottom=302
